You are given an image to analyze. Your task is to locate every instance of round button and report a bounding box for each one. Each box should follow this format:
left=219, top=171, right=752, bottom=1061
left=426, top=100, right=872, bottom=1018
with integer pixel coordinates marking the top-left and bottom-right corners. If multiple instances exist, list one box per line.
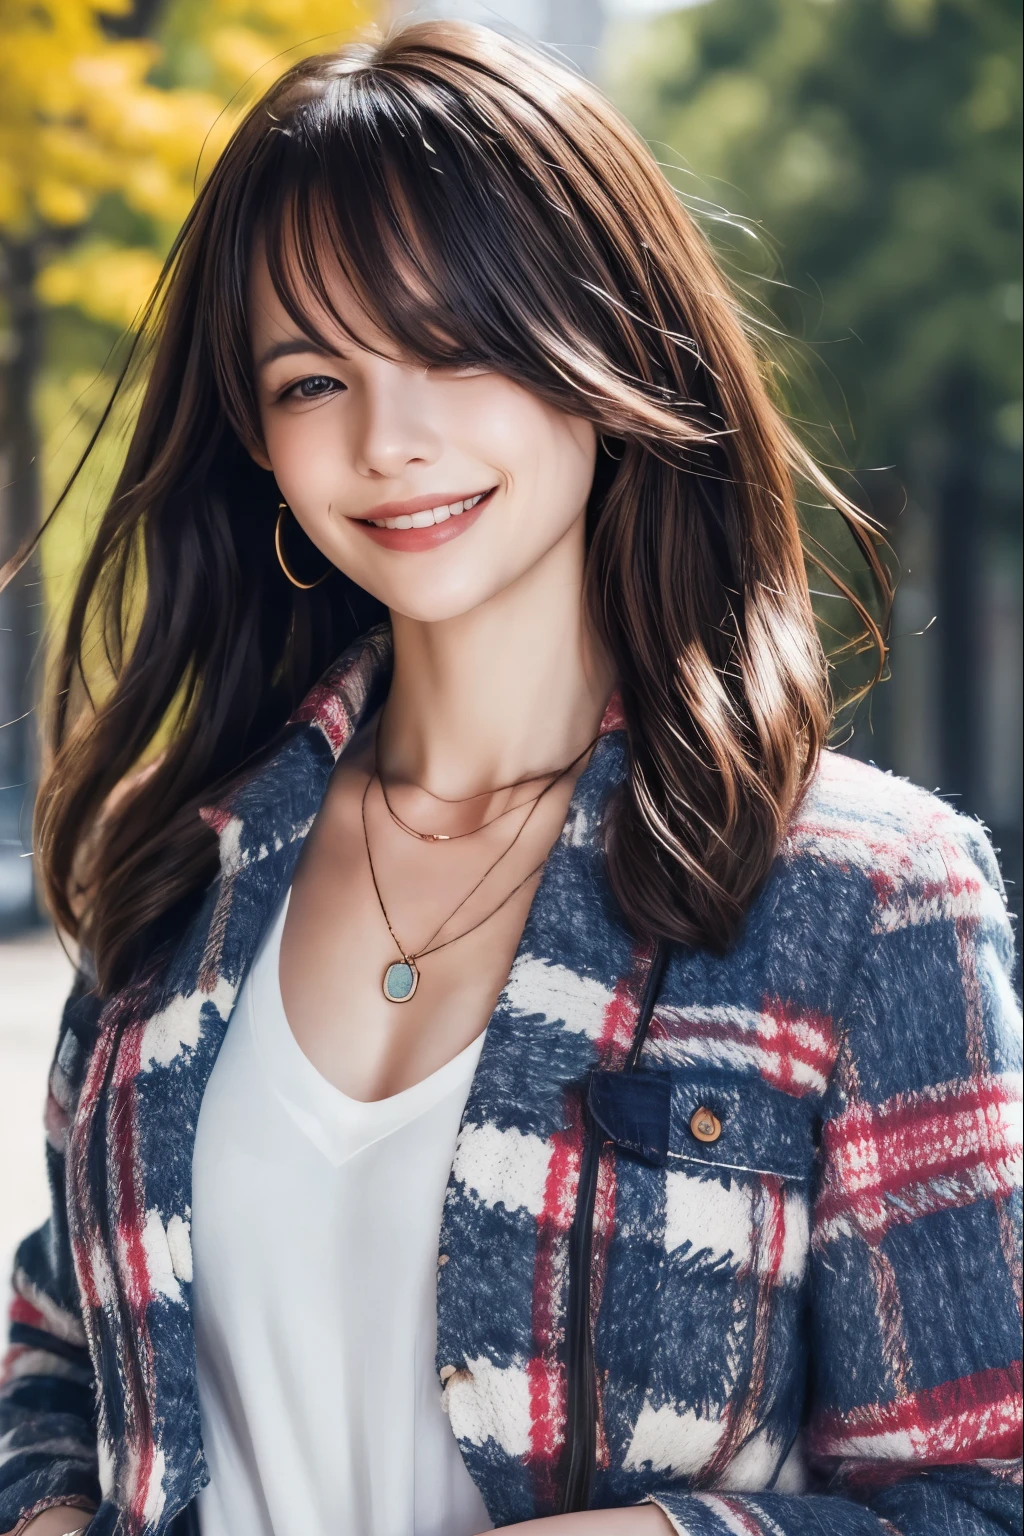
left=690, top=1106, right=722, bottom=1144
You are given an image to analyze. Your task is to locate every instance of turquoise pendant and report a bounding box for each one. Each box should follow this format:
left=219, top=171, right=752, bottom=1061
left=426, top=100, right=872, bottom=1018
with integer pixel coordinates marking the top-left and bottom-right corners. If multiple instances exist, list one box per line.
left=383, top=959, right=418, bottom=1003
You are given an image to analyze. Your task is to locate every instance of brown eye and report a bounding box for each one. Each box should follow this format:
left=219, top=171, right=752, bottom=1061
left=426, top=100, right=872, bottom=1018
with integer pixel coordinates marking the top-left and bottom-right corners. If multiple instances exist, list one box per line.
left=289, top=375, right=343, bottom=399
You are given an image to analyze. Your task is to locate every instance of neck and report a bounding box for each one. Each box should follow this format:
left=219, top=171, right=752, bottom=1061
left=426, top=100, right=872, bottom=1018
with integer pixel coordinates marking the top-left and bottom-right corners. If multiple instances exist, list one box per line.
left=379, top=531, right=615, bottom=797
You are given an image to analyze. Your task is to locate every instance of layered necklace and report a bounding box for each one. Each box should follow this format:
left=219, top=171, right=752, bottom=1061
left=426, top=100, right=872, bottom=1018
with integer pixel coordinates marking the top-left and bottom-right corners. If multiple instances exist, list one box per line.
left=363, top=724, right=597, bottom=1003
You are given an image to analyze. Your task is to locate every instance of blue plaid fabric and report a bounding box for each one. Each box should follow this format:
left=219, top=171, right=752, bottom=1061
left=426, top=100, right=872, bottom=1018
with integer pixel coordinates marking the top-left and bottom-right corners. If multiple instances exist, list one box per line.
left=2, top=626, right=1021, bottom=1535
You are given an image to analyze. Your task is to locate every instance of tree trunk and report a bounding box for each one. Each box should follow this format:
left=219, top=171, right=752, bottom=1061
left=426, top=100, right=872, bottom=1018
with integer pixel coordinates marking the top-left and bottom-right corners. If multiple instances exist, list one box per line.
left=0, top=237, right=43, bottom=926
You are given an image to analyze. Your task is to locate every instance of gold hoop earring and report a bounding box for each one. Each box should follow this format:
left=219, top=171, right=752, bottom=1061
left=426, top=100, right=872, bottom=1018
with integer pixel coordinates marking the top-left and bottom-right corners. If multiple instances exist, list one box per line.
left=275, top=503, right=330, bottom=590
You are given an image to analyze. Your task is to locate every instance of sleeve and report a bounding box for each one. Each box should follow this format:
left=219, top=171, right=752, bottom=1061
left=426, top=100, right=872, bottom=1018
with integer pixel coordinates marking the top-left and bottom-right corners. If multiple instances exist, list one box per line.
left=0, top=971, right=103, bottom=1530
left=646, top=811, right=1023, bottom=1536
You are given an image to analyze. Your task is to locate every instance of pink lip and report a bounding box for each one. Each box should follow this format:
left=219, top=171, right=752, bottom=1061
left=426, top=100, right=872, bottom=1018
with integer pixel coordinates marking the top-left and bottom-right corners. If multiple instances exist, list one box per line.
left=352, top=487, right=496, bottom=553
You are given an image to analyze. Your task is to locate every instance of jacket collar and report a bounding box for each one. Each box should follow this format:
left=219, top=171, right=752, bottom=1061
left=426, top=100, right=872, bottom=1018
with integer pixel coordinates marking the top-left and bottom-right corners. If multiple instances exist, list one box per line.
left=198, top=621, right=625, bottom=883
left=196, top=620, right=393, bottom=877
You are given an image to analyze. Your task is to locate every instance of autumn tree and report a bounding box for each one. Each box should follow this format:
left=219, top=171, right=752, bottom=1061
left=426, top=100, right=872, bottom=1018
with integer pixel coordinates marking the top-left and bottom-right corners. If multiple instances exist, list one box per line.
left=0, top=0, right=370, bottom=923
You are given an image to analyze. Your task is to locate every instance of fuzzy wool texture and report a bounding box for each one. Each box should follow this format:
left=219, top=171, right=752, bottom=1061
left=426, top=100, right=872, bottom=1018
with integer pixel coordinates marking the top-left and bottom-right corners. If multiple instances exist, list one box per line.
left=1, top=624, right=1021, bottom=1535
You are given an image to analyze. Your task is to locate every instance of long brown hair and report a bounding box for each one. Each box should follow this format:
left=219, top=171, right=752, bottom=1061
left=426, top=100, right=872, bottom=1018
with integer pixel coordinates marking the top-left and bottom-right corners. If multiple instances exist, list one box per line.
left=11, top=19, right=888, bottom=995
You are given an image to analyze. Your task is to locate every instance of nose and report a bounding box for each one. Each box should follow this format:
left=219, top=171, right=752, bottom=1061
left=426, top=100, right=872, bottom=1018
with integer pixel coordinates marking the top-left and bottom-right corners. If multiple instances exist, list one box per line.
left=350, top=360, right=442, bottom=479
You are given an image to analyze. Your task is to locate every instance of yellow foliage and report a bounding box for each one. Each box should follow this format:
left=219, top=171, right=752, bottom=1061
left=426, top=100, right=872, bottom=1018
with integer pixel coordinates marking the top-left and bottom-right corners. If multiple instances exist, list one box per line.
left=0, top=3, right=220, bottom=235
left=37, top=241, right=165, bottom=328
left=36, top=359, right=153, bottom=727
left=5, top=0, right=374, bottom=704
left=187, top=0, right=376, bottom=168
left=37, top=367, right=122, bottom=618
left=1, top=0, right=373, bottom=240
left=201, top=0, right=376, bottom=90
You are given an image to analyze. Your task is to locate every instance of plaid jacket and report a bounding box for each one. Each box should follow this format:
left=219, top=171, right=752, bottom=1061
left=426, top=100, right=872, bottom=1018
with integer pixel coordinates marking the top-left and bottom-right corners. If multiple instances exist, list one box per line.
left=2, top=625, right=1021, bottom=1536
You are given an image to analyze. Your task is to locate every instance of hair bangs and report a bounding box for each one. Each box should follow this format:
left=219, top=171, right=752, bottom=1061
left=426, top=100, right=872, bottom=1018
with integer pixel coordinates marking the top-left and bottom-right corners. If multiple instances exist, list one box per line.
left=257, top=72, right=529, bottom=381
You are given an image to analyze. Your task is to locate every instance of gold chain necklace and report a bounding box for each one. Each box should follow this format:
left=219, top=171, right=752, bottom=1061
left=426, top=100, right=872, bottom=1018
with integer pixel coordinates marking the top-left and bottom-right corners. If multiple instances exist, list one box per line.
left=361, top=737, right=597, bottom=1003
left=373, top=713, right=595, bottom=843
left=377, top=776, right=549, bottom=842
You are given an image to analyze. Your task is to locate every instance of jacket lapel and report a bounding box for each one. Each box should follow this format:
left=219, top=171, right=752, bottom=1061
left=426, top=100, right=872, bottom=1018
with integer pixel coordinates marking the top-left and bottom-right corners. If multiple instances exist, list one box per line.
left=434, top=722, right=655, bottom=1522
left=68, top=625, right=392, bottom=1529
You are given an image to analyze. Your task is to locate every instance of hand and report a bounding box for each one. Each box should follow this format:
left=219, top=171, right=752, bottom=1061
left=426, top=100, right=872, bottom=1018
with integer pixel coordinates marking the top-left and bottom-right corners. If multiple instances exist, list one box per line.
left=2, top=1508, right=92, bottom=1536
left=482, top=1505, right=674, bottom=1533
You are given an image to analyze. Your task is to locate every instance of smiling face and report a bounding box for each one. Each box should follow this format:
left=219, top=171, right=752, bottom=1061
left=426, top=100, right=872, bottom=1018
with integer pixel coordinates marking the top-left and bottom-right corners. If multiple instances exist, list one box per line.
left=248, top=248, right=598, bottom=624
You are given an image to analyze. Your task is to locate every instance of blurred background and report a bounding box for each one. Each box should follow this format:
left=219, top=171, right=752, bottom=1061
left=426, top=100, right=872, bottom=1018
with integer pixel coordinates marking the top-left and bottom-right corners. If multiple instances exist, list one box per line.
left=1, top=0, right=1021, bottom=1283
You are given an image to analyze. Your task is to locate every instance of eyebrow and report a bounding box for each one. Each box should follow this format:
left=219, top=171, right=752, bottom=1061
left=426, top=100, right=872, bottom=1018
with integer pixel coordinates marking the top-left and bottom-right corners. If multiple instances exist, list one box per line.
left=256, top=335, right=349, bottom=370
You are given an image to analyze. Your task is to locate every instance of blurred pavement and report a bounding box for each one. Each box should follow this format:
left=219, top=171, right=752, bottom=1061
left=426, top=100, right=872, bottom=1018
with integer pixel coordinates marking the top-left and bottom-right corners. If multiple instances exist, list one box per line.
left=0, top=927, right=75, bottom=1303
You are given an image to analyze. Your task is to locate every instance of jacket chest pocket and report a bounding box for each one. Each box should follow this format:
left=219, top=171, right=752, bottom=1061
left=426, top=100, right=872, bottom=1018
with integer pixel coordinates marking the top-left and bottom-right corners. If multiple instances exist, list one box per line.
left=588, top=1067, right=817, bottom=1489
left=590, top=1063, right=816, bottom=1221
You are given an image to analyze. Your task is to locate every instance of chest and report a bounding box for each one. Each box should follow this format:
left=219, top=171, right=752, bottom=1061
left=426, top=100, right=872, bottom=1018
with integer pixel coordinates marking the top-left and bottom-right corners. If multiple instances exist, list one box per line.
left=190, top=910, right=492, bottom=1536
left=192, top=902, right=486, bottom=1318
left=278, top=749, right=579, bottom=1101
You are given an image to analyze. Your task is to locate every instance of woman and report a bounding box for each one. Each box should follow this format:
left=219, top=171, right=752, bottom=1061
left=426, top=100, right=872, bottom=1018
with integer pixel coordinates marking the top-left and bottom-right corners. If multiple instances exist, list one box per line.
left=1, top=20, right=1020, bottom=1536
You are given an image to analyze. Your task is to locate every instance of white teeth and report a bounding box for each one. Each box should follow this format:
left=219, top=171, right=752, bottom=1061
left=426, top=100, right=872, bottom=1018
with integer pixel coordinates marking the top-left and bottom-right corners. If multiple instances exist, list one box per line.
left=367, top=491, right=488, bottom=531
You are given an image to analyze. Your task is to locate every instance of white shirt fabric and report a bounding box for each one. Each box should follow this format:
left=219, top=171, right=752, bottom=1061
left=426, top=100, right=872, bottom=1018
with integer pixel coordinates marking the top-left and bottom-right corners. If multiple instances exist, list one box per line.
left=191, top=886, right=492, bottom=1536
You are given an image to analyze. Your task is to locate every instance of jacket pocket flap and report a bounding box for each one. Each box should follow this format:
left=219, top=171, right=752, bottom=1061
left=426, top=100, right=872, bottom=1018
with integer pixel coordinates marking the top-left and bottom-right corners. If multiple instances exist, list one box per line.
left=587, top=1068, right=816, bottom=1180
left=669, top=1068, right=816, bottom=1180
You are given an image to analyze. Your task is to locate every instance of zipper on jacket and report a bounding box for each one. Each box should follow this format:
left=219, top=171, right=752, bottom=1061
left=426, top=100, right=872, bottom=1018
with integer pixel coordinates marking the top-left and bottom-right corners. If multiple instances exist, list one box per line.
left=559, top=939, right=669, bottom=1513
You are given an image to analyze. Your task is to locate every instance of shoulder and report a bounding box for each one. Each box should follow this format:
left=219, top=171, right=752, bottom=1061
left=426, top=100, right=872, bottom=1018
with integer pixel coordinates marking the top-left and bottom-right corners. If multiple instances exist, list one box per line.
left=777, top=755, right=1020, bottom=1104
left=784, top=750, right=1010, bottom=937
left=790, top=747, right=965, bottom=851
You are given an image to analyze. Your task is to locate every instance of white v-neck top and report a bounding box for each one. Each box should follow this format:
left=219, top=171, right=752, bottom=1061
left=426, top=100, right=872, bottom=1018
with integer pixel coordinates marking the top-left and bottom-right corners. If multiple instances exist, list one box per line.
left=191, top=887, right=492, bottom=1536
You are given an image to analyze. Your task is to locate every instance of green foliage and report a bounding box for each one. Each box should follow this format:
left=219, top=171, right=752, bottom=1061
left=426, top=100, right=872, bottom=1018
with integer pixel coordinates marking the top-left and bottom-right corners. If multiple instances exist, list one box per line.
left=610, top=0, right=1022, bottom=484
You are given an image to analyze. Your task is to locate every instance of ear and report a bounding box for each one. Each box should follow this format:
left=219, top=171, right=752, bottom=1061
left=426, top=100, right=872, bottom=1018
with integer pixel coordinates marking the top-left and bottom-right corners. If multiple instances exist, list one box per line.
left=243, top=433, right=273, bottom=473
